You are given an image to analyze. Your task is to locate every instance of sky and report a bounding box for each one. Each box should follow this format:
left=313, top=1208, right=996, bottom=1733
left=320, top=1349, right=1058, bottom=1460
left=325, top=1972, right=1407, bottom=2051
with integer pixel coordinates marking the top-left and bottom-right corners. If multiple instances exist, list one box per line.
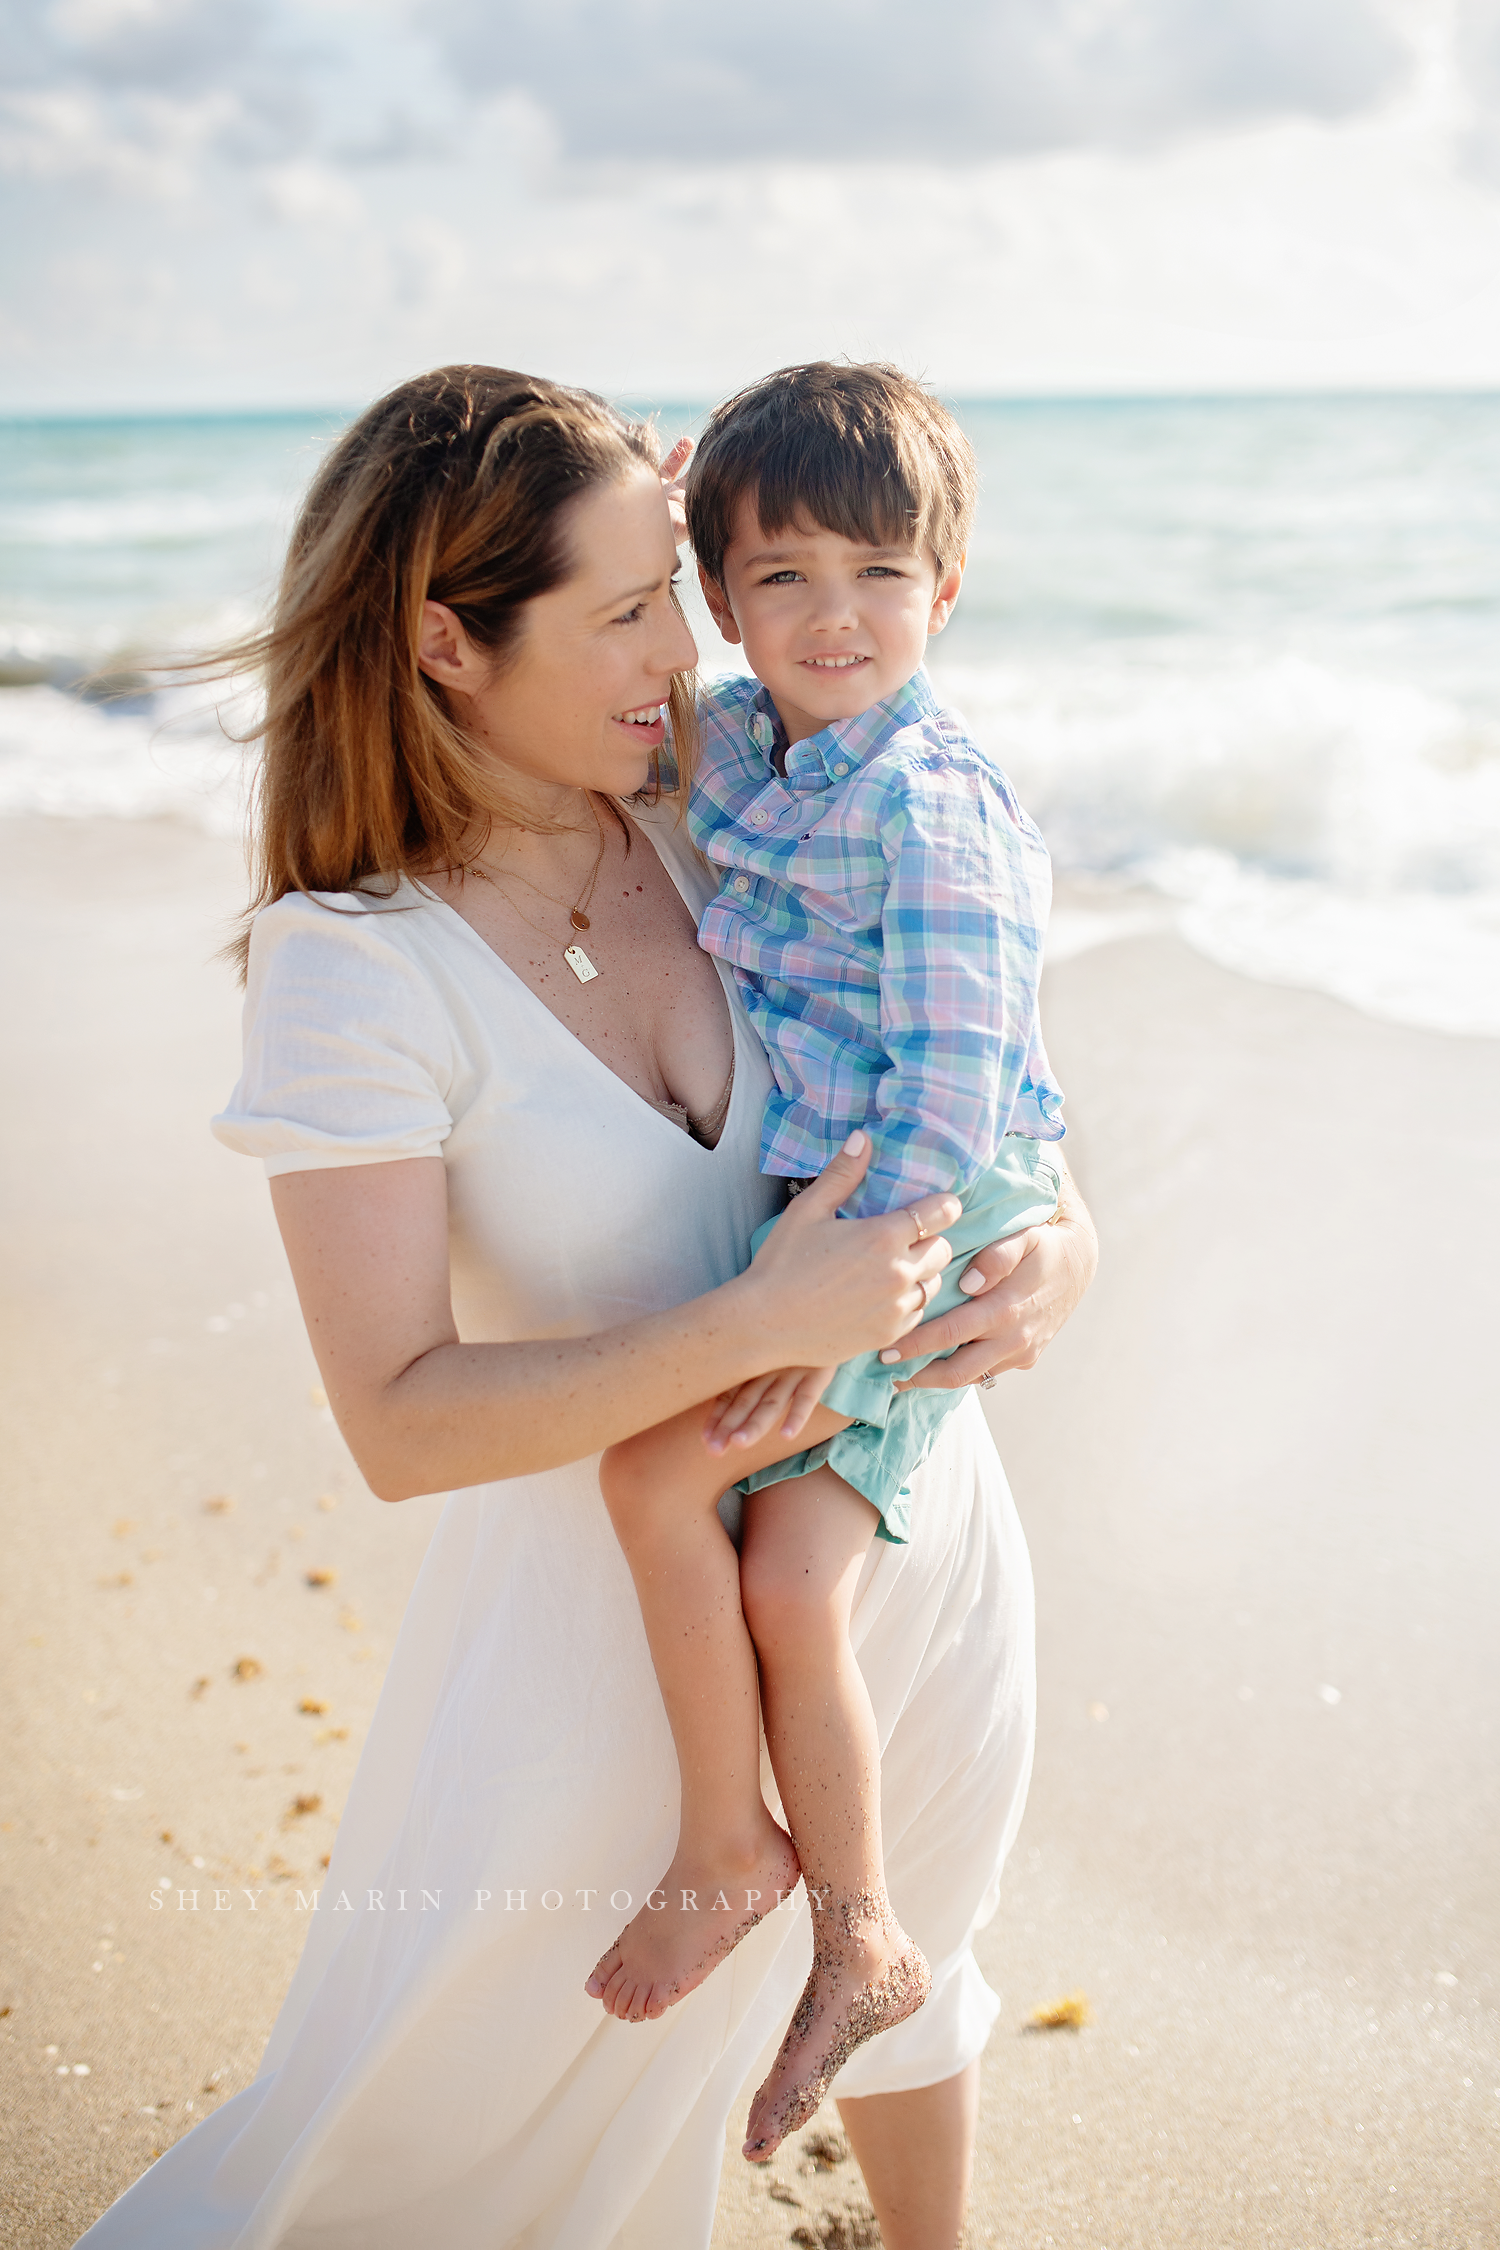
left=2, top=0, right=1499, bottom=411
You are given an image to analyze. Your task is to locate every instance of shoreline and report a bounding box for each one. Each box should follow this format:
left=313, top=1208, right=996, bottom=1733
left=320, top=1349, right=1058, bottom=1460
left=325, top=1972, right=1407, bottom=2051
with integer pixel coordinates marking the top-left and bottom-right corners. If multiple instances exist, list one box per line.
left=1, top=815, right=1495, bottom=2248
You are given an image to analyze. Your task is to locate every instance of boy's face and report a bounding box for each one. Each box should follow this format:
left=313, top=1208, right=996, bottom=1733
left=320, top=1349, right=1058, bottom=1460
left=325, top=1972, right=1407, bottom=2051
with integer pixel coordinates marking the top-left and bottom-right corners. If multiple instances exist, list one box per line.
left=702, top=496, right=963, bottom=748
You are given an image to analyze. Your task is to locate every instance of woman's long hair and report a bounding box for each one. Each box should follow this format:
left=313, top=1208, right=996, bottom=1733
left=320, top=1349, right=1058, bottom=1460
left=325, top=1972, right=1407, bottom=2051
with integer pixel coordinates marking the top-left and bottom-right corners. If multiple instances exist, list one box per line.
left=207, top=366, right=696, bottom=977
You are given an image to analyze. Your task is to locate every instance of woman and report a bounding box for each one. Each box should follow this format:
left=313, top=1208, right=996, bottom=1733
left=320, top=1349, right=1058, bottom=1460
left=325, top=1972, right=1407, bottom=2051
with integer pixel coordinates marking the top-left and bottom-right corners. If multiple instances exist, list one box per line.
left=77, top=366, right=1096, bottom=2250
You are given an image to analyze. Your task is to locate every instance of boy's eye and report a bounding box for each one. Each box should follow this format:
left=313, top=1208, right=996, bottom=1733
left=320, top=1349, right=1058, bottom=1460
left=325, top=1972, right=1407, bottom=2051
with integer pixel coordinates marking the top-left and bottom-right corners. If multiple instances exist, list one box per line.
left=858, top=565, right=903, bottom=579
left=760, top=569, right=804, bottom=586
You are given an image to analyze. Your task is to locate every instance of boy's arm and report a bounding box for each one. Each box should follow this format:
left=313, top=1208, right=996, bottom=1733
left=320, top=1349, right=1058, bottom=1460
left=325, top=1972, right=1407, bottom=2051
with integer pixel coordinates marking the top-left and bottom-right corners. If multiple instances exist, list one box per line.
left=853, top=755, right=1056, bottom=1220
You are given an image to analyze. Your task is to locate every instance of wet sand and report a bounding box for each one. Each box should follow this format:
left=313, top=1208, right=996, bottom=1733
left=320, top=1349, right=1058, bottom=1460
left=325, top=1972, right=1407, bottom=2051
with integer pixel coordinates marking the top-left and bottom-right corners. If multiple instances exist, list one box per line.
left=1, top=817, right=1495, bottom=2248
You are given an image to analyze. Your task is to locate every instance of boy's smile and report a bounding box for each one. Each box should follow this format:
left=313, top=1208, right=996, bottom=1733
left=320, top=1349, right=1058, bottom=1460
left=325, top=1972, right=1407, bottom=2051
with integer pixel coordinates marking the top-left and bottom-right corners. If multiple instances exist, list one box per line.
left=702, top=498, right=963, bottom=750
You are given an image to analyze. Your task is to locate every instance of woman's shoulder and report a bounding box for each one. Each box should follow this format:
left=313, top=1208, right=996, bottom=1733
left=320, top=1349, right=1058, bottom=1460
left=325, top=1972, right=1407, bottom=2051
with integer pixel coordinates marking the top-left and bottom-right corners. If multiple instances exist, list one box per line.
left=241, top=879, right=470, bottom=1058
left=250, top=874, right=432, bottom=941
left=245, top=876, right=459, bottom=983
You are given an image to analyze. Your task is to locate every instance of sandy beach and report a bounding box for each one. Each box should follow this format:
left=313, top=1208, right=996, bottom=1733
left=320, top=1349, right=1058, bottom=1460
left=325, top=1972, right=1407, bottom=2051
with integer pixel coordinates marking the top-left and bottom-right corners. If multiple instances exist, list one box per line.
left=1, top=816, right=1495, bottom=2249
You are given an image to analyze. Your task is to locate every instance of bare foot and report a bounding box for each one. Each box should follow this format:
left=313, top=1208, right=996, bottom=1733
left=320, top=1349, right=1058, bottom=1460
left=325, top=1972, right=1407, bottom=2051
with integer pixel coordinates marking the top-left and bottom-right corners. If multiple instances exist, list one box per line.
left=586, top=1823, right=800, bottom=2023
left=743, top=1889, right=930, bottom=2163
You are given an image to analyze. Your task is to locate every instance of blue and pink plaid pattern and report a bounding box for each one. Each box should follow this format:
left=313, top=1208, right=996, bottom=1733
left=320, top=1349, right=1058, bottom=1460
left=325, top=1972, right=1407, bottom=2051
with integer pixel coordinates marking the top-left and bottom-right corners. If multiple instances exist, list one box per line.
left=688, top=667, right=1065, bottom=1220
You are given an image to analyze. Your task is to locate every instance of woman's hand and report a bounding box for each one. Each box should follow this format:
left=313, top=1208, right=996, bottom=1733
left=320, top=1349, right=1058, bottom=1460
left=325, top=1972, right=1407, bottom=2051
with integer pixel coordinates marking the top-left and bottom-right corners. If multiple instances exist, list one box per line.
left=879, top=1157, right=1099, bottom=1391
left=735, top=1129, right=961, bottom=1374
left=661, top=436, right=692, bottom=544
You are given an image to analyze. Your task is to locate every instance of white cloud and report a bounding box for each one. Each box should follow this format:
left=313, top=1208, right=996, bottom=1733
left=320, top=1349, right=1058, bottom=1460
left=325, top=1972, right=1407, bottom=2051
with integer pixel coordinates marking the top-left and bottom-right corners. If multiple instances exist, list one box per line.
left=0, top=83, right=236, bottom=196
left=426, top=0, right=1416, bottom=162
left=259, top=157, right=365, bottom=230
left=387, top=217, right=468, bottom=307
left=0, top=0, right=1497, bottom=408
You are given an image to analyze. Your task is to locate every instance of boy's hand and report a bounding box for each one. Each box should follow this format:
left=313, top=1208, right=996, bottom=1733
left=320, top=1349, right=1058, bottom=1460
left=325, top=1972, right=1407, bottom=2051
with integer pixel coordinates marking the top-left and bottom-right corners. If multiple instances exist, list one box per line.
left=703, top=1365, right=835, bottom=1456
left=660, top=436, right=693, bottom=545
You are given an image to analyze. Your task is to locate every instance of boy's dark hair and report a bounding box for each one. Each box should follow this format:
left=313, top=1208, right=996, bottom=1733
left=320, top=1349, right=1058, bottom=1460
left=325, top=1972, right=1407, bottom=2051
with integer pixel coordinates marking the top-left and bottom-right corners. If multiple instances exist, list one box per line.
left=684, top=361, right=978, bottom=589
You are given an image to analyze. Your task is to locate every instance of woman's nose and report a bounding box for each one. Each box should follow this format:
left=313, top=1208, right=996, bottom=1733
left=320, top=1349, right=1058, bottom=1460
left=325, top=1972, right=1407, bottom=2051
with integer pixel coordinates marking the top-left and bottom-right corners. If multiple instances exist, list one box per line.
left=657, top=608, right=699, bottom=676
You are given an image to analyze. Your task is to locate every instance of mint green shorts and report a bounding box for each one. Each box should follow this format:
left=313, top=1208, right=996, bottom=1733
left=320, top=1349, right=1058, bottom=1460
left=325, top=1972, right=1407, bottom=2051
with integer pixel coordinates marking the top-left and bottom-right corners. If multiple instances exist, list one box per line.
left=736, top=1136, right=1063, bottom=1543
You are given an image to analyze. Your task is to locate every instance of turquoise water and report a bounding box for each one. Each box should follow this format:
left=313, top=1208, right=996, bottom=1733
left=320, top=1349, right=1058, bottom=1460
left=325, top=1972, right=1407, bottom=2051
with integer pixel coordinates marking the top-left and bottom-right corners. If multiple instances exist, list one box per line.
left=2, top=395, right=1497, bottom=1030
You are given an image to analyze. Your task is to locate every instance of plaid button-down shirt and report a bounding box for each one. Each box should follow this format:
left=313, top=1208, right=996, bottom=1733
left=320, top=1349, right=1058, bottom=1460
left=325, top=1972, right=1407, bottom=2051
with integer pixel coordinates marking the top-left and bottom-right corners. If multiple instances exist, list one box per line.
left=687, top=666, right=1064, bottom=1220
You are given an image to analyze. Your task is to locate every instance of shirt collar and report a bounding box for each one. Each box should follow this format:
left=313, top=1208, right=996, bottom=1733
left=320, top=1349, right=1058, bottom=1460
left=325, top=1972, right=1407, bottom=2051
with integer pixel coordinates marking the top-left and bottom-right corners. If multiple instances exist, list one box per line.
left=744, top=668, right=937, bottom=790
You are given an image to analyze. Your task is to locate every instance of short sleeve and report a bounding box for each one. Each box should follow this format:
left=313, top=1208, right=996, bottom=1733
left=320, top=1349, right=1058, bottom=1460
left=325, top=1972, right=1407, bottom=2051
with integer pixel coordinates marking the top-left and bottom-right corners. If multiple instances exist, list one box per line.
left=211, top=890, right=456, bottom=1177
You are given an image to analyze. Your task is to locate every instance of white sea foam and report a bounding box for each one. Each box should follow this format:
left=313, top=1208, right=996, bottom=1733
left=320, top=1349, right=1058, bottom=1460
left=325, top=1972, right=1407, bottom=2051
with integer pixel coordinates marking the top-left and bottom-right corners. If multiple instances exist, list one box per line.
left=0, top=681, right=251, bottom=834
left=1162, top=855, right=1500, bottom=1040
left=935, top=652, right=1500, bottom=1038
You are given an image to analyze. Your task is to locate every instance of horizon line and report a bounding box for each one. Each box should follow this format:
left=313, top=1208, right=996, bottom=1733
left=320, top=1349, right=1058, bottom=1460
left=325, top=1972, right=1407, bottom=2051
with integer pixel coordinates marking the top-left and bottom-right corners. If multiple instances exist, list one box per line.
left=1, top=382, right=1498, bottom=426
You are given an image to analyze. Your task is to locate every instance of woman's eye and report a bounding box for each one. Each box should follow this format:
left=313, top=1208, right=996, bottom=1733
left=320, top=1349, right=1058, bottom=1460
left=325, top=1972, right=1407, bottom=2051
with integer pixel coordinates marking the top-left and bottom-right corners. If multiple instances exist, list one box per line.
left=614, top=603, right=646, bottom=625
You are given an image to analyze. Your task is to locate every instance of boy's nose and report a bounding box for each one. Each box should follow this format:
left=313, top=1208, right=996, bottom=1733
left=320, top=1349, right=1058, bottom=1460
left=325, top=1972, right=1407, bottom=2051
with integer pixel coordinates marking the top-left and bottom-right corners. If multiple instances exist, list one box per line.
left=806, top=595, right=860, bottom=631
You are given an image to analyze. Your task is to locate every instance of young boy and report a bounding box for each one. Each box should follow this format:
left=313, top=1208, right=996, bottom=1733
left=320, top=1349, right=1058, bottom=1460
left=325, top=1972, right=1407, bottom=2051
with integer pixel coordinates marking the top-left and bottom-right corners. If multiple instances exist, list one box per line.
left=589, top=363, right=1065, bottom=2160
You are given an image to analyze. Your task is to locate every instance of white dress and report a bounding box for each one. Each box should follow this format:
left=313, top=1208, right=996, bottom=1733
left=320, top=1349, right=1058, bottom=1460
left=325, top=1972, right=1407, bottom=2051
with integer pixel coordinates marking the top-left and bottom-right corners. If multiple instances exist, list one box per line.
left=77, top=806, right=1036, bottom=2250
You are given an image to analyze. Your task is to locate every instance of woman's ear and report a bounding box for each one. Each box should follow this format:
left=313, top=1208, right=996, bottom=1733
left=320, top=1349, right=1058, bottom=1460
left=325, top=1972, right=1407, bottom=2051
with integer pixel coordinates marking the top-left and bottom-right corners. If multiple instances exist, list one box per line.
left=417, top=601, right=485, bottom=690
left=927, top=553, right=965, bottom=636
left=698, top=566, right=743, bottom=647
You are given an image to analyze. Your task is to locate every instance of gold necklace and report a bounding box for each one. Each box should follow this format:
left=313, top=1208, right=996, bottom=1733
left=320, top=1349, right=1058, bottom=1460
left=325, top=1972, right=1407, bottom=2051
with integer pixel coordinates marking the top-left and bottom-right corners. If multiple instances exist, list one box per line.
left=469, top=823, right=608, bottom=984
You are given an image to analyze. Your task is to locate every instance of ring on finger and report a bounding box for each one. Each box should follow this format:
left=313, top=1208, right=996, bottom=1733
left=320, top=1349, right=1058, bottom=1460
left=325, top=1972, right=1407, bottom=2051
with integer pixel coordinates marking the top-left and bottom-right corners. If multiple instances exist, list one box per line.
left=977, top=1371, right=998, bottom=1390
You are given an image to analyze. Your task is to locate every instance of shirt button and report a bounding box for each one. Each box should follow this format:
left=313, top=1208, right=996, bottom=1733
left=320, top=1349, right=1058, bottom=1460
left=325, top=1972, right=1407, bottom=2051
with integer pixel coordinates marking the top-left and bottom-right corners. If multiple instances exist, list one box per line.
left=732, top=875, right=750, bottom=893
left=832, top=762, right=849, bottom=776
left=750, top=809, right=769, bottom=826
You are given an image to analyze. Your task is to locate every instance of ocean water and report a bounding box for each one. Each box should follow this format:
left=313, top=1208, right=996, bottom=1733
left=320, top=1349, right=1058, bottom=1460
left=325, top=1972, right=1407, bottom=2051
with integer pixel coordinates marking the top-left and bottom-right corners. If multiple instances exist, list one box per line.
left=2, top=395, right=1497, bottom=1035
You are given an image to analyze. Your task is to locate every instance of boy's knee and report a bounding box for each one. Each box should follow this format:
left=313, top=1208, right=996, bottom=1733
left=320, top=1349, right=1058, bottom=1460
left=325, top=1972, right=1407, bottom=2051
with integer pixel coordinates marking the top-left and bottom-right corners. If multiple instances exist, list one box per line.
left=740, top=1542, right=840, bottom=1653
left=598, top=1431, right=657, bottom=1525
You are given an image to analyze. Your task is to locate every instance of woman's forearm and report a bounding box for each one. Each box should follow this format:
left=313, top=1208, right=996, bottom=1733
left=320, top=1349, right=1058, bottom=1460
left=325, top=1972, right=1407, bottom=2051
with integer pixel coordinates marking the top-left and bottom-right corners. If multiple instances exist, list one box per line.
left=272, top=1140, right=959, bottom=1502
left=349, top=1285, right=794, bottom=1500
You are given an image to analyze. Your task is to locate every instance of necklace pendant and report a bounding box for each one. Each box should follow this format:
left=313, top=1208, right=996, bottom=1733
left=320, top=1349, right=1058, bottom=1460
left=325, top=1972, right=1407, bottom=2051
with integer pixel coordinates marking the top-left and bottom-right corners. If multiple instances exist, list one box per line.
left=570, top=909, right=590, bottom=930
left=563, top=944, right=599, bottom=984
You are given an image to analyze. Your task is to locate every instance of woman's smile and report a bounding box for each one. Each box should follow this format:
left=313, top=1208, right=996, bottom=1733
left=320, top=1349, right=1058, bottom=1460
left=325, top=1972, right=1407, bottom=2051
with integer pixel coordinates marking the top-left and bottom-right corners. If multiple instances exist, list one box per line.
left=610, top=699, right=667, bottom=744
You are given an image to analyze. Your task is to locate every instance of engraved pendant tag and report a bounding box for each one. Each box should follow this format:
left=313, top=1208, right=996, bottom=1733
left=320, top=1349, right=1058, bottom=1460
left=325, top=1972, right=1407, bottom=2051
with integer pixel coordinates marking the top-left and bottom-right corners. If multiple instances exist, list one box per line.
left=563, top=944, right=599, bottom=984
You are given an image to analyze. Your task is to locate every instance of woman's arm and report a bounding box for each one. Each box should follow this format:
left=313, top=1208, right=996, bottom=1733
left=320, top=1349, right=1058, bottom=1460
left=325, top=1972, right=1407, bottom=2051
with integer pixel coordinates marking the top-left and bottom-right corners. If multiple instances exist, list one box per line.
left=881, top=1152, right=1098, bottom=1390
left=270, top=1133, right=960, bottom=1501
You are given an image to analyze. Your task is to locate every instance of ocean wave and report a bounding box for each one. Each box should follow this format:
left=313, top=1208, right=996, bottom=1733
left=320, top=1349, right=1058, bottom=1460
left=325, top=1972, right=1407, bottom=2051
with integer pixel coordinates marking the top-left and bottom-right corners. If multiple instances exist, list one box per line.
left=2, top=646, right=1497, bottom=1037
left=935, top=650, right=1500, bottom=1037
left=0, top=681, right=251, bottom=834
left=0, top=488, right=292, bottom=551
left=935, top=651, right=1500, bottom=896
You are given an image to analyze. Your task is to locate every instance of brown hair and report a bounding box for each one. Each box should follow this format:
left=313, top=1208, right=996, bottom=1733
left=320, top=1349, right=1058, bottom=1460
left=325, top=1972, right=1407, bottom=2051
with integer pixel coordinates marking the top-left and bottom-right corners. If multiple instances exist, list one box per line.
left=206, top=365, right=695, bottom=977
left=684, top=361, right=978, bottom=589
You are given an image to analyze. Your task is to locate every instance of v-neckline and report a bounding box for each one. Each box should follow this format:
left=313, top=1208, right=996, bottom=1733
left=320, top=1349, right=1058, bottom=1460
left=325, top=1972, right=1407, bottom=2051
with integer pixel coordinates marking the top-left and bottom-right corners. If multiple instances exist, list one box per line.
left=407, top=812, right=746, bottom=1159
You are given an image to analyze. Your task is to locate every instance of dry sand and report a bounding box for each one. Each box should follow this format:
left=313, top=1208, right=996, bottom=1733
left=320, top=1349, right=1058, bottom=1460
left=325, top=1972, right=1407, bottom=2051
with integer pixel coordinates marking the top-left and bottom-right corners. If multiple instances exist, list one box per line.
left=1, top=817, right=1495, bottom=2249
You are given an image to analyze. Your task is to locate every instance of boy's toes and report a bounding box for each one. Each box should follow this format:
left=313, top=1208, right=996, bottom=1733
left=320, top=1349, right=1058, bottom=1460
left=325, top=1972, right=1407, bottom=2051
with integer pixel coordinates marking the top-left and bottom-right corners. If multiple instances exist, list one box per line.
left=601, top=1966, right=635, bottom=2018
left=584, top=1946, right=620, bottom=2000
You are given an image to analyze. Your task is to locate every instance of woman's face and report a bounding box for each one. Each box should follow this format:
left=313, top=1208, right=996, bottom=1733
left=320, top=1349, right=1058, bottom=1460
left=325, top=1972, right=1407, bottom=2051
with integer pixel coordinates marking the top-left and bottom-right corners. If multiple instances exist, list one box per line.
left=426, top=463, right=698, bottom=809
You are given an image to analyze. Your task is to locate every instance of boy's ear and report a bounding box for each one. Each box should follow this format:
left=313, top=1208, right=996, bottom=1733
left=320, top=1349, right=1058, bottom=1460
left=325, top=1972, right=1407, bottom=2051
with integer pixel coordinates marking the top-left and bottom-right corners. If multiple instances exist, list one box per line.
left=698, top=565, right=743, bottom=647
left=927, top=552, right=965, bottom=636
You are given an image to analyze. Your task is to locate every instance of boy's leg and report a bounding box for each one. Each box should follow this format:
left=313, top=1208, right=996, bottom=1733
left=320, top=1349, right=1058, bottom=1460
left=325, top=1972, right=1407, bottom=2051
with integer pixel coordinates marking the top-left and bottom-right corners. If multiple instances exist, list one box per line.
left=737, top=1472, right=931, bottom=2161
left=590, top=1400, right=850, bottom=2022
